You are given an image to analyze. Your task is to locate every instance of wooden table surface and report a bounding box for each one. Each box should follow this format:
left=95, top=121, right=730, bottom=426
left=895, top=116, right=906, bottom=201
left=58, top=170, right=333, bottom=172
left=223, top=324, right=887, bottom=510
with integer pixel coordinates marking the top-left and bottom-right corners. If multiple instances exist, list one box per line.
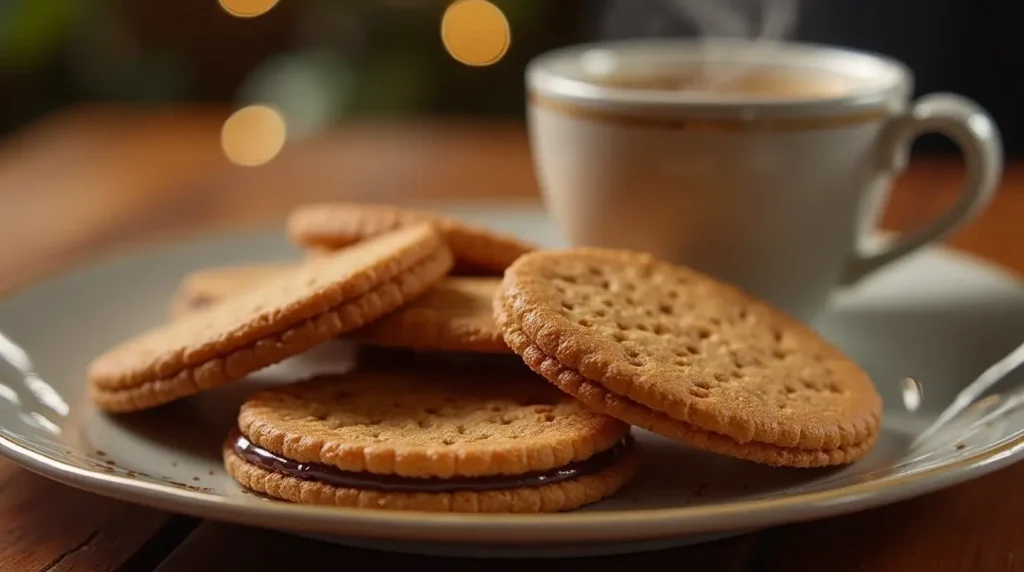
left=1, top=105, right=1023, bottom=571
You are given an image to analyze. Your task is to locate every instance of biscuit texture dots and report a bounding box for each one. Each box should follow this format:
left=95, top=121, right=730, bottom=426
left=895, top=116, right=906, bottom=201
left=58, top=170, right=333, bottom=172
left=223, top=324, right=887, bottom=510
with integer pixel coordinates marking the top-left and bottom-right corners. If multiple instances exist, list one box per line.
left=495, top=248, right=883, bottom=467
left=286, top=202, right=535, bottom=274
left=88, top=224, right=453, bottom=412
left=237, top=367, right=631, bottom=478
left=349, top=277, right=510, bottom=353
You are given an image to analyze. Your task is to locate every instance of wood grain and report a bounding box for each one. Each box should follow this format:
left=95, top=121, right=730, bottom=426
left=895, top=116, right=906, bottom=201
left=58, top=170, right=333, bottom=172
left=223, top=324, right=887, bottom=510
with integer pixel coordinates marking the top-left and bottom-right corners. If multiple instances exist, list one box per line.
left=754, top=460, right=1024, bottom=571
left=153, top=522, right=759, bottom=571
left=0, top=458, right=196, bottom=571
left=0, top=105, right=1022, bottom=570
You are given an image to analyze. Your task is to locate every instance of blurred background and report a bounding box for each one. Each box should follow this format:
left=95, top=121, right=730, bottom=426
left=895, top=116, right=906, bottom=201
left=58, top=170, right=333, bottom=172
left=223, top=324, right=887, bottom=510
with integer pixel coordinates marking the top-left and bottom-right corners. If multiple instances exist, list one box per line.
left=1, top=0, right=1021, bottom=155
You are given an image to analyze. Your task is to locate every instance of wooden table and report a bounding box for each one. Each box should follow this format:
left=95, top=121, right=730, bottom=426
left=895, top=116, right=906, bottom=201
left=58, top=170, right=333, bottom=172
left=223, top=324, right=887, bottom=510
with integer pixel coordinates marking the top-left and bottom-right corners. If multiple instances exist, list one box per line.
left=1, top=105, right=1023, bottom=571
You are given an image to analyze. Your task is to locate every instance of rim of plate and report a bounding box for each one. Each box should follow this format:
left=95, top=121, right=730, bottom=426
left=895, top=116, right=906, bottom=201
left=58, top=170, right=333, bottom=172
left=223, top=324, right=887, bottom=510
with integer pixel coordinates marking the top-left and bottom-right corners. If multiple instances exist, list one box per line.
left=3, top=428, right=1023, bottom=543
left=2, top=215, right=1024, bottom=543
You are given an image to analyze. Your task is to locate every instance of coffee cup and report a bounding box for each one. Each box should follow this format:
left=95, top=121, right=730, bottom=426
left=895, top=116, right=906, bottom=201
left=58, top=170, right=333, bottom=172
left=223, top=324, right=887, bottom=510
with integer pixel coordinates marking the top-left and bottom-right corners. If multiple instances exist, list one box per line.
left=525, top=38, right=1002, bottom=321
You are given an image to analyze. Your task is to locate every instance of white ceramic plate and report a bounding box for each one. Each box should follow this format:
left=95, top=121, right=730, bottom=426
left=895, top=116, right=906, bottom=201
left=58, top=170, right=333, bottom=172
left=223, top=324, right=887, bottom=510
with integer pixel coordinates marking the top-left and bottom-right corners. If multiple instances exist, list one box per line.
left=2, top=204, right=1024, bottom=559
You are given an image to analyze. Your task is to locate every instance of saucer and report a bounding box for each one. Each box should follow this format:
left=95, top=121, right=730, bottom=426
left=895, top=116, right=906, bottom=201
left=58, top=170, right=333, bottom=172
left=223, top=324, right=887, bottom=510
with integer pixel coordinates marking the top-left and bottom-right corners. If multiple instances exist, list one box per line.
left=1, top=203, right=1023, bottom=558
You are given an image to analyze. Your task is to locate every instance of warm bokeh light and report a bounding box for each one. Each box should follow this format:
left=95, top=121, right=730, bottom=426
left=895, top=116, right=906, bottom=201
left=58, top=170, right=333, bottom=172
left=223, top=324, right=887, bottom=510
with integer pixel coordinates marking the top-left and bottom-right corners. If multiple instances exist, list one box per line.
left=441, top=0, right=510, bottom=67
left=220, top=105, right=287, bottom=167
left=218, top=0, right=279, bottom=18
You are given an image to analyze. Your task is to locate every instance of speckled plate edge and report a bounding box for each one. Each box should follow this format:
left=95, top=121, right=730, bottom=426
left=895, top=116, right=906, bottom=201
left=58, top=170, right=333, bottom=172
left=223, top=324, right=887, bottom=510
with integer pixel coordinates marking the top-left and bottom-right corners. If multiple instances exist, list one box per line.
left=3, top=424, right=1023, bottom=544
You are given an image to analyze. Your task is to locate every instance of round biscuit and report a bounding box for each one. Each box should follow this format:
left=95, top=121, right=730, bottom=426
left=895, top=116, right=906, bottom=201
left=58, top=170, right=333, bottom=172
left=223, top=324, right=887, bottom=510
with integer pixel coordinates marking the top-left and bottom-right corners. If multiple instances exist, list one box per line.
left=286, top=202, right=535, bottom=275
left=495, top=248, right=883, bottom=467
left=236, top=363, right=632, bottom=478
left=169, top=263, right=292, bottom=318
left=223, top=441, right=639, bottom=513
left=347, top=277, right=510, bottom=354
left=88, top=224, right=453, bottom=412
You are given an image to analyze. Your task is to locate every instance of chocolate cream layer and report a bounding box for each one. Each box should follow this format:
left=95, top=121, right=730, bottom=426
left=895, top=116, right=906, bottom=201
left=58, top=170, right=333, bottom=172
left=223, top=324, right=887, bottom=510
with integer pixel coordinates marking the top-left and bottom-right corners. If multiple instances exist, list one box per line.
left=231, top=430, right=632, bottom=493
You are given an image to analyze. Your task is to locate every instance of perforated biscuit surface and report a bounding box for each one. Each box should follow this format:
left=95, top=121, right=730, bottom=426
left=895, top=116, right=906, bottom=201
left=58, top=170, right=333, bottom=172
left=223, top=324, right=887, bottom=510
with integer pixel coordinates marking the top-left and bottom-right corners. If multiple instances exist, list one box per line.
left=496, top=248, right=882, bottom=454
left=239, top=363, right=630, bottom=478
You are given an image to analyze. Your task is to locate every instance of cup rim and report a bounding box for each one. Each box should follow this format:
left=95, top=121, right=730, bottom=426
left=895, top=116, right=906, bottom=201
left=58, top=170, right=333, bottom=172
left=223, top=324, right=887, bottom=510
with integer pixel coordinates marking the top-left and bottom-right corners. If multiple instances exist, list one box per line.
left=526, top=38, right=912, bottom=118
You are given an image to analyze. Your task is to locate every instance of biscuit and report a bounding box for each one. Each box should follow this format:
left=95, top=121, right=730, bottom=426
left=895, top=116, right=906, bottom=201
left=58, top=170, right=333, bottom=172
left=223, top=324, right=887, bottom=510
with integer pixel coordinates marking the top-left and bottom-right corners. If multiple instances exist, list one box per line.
left=495, top=248, right=883, bottom=468
left=224, top=363, right=639, bottom=512
left=169, top=271, right=510, bottom=354
left=286, top=202, right=535, bottom=275
left=348, top=277, right=510, bottom=354
left=88, top=224, right=453, bottom=413
left=169, top=264, right=291, bottom=318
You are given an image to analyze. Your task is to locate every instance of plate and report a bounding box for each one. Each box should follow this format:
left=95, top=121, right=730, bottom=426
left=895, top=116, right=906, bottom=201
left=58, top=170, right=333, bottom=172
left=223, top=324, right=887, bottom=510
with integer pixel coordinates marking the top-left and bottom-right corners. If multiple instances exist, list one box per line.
left=2, top=203, right=1024, bottom=558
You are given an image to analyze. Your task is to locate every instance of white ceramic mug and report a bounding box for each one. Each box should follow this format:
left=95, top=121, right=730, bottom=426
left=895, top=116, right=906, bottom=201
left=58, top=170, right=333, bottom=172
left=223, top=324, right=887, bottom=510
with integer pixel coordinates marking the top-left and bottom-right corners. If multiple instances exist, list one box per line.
left=525, top=38, right=1002, bottom=321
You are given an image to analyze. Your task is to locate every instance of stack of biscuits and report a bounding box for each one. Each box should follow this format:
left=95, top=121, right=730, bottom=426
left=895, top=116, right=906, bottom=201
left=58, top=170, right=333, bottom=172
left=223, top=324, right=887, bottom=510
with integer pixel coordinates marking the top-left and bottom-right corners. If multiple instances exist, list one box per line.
left=87, top=202, right=883, bottom=513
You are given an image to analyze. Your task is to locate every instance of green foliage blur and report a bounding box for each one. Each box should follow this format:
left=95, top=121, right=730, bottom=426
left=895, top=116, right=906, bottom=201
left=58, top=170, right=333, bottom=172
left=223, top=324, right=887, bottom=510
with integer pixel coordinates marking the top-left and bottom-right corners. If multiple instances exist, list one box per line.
left=0, top=0, right=579, bottom=134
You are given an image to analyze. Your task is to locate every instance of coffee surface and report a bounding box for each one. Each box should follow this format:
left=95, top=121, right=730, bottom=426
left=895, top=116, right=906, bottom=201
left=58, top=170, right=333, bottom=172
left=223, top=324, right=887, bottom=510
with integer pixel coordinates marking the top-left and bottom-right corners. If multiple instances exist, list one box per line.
left=591, top=65, right=852, bottom=99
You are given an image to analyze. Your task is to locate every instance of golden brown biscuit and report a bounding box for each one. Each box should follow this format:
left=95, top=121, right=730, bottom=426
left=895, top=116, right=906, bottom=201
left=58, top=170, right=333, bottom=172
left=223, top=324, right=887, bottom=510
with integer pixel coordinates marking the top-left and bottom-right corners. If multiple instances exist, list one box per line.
left=88, top=224, right=453, bottom=413
left=224, top=363, right=638, bottom=512
left=169, top=264, right=291, bottom=318
left=169, top=271, right=510, bottom=354
left=348, top=277, right=510, bottom=354
left=495, top=248, right=882, bottom=468
left=286, top=202, right=535, bottom=275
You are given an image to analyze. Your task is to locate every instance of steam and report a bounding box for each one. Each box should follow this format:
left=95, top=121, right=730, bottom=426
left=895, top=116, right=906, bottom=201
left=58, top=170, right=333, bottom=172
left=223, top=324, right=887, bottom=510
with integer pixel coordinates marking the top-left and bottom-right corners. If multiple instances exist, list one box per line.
left=598, top=0, right=799, bottom=40
left=671, top=0, right=799, bottom=40
left=597, top=0, right=802, bottom=93
left=677, top=0, right=799, bottom=90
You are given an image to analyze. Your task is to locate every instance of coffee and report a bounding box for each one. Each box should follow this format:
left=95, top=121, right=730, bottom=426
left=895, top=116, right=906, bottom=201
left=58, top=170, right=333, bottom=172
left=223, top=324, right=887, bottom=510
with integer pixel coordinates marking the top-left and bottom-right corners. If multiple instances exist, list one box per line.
left=528, top=39, right=1001, bottom=320
left=590, top=64, right=852, bottom=99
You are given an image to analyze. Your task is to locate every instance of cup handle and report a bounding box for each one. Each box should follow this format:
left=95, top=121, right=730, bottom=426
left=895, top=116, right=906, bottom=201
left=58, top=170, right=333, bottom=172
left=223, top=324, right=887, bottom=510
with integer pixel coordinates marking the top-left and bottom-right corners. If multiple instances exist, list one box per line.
left=840, top=93, right=1003, bottom=285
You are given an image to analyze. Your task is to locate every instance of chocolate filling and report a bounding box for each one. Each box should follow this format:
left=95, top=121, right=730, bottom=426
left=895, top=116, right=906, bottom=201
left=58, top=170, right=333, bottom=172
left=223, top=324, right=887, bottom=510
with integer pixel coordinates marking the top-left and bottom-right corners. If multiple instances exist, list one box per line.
left=232, top=430, right=631, bottom=493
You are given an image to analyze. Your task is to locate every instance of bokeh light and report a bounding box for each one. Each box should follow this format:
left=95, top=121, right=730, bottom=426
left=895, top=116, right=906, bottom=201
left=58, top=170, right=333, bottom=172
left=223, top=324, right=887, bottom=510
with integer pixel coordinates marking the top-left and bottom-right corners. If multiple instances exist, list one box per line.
left=220, top=105, right=287, bottom=167
left=219, top=0, right=279, bottom=18
left=441, top=0, right=510, bottom=67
